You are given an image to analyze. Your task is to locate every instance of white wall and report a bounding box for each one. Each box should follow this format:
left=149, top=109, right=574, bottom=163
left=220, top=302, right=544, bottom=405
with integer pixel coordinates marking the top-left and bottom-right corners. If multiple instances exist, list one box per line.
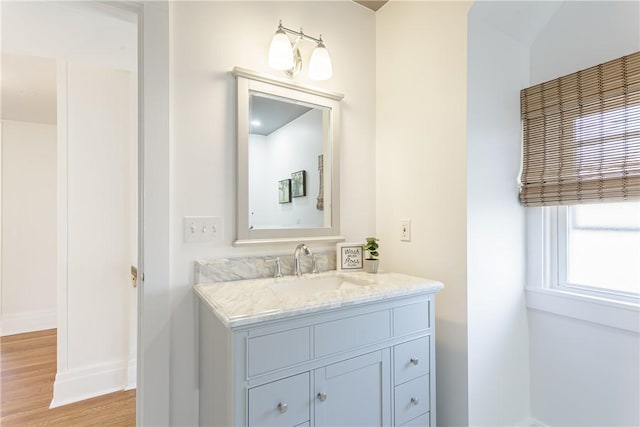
left=467, top=9, right=531, bottom=425
left=376, top=2, right=470, bottom=425
left=52, top=61, right=137, bottom=406
left=170, top=2, right=375, bottom=424
left=1, top=54, right=57, bottom=125
left=529, top=1, right=640, bottom=86
left=249, top=134, right=269, bottom=227
left=529, top=310, right=640, bottom=426
left=527, top=2, right=640, bottom=426
left=1, top=120, right=57, bottom=335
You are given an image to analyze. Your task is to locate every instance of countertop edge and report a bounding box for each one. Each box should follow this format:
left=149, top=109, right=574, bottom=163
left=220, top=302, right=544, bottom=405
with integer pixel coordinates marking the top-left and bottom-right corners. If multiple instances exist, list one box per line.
left=194, top=273, right=443, bottom=329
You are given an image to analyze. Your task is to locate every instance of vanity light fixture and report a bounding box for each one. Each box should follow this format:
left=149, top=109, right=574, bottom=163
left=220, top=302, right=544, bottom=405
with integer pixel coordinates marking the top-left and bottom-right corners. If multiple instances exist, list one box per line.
left=267, top=20, right=333, bottom=81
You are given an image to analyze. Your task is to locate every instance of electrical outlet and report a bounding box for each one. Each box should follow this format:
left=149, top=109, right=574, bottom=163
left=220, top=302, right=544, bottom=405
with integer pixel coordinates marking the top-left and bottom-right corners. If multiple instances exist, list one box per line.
left=184, top=216, right=222, bottom=243
left=400, top=219, right=411, bottom=242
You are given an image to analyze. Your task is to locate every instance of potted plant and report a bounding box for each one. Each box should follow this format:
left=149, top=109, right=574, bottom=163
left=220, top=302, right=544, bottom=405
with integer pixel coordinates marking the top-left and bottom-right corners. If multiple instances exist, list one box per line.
left=363, top=237, right=380, bottom=273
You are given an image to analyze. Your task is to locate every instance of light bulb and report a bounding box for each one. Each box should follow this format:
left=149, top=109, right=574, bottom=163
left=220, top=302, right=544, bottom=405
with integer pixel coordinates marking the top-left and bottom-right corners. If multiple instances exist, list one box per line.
left=308, top=40, right=332, bottom=80
left=268, top=28, right=294, bottom=70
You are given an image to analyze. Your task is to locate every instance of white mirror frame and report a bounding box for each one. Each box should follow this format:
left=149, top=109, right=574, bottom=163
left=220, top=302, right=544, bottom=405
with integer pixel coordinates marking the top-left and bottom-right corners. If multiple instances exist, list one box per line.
left=233, top=67, right=344, bottom=246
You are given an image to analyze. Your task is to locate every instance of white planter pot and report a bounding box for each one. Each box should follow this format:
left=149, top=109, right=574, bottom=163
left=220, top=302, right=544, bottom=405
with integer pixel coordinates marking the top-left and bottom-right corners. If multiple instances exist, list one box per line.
left=363, top=259, right=379, bottom=274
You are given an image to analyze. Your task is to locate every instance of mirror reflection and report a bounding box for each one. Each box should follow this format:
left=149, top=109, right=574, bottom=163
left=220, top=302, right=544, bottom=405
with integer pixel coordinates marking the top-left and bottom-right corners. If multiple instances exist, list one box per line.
left=248, top=92, right=331, bottom=230
left=233, top=66, right=342, bottom=245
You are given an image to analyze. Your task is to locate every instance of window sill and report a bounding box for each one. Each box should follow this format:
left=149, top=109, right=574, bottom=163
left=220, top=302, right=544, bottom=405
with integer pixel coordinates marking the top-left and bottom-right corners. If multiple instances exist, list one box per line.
left=525, top=287, right=640, bottom=333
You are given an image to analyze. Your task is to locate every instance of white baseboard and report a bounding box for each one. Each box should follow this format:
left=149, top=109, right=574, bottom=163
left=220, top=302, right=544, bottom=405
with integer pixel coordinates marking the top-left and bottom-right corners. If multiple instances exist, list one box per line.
left=125, top=357, right=137, bottom=391
left=1, top=309, right=56, bottom=336
left=50, top=360, right=128, bottom=408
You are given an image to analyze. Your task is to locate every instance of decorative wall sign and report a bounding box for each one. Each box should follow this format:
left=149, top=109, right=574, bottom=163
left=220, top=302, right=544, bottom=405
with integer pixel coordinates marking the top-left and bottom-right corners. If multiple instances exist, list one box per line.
left=278, top=179, right=291, bottom=203
left=291, top=170, right=306, bottom=197
left=336, top=243, right=364, bottom=272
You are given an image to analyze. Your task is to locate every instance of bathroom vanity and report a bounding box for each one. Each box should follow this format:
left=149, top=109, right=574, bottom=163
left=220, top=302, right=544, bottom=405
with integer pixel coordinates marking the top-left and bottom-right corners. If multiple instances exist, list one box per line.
left=195, top=270, right=443, bottom=427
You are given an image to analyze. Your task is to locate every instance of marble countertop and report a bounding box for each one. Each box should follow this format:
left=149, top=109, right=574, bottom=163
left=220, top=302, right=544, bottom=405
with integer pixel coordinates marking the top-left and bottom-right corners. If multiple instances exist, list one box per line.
left=194, top=271, right=444, bottom=328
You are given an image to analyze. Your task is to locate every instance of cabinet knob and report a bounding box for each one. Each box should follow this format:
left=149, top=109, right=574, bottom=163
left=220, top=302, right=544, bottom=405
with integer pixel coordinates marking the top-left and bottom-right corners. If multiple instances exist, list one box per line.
left=317, top=392, right=327, bottom=402
left=410, top=397, right=419, bottom=406
left=410, top=357, right=419, bottom=365
left=277, top=402, right=288, bottom=413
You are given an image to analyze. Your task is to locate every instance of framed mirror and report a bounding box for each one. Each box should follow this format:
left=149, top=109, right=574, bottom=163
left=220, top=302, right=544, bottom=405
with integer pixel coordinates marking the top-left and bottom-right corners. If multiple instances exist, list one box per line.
left=233, top=67, right=344, bottom=245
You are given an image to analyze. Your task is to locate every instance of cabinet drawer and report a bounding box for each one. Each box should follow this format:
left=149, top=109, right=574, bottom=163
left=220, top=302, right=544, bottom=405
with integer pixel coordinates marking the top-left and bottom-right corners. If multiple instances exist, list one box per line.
left=393, top=336, right=430, bottom=385
left=393, top=301, right=430, bottom=337
left=314, top=310, right=391, bottom=357
left=400, top=412, right=430, bottom=427
left=248, top=327, right=310, bottom=377
left=394, top=374, right=430, bottom=426
left=248, top=372, right=310, bottom=427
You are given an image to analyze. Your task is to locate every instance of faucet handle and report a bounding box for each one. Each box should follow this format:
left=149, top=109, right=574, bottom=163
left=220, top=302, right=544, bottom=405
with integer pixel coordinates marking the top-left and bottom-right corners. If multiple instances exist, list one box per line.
left=311, top=254, right=319, bottom=274
left=266, top=257, right=283, bottom=278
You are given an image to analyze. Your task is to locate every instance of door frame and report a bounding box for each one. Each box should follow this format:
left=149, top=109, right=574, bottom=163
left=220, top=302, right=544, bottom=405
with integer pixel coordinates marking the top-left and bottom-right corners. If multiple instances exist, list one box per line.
left=54, top=2, right=172, bottom=425
left=134, top=2, right=172, bottom=425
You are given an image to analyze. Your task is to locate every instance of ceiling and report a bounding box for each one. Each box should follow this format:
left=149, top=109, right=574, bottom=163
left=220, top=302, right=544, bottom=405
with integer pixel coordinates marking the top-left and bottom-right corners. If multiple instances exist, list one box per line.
left=250, top=94, right=313, bottom=136
left=354, top=1, right=389, bottom=12
left=470, top=1, right=563, bottom=46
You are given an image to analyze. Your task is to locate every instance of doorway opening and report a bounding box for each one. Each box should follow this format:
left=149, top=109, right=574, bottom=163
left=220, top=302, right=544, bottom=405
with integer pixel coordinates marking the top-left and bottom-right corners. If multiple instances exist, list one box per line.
left=1, top=1, right=139, bottom=419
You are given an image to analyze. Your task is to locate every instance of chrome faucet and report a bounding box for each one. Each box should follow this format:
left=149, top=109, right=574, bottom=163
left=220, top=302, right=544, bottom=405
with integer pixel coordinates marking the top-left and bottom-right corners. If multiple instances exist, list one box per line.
left=266, top=257, right=283, bottom=278
left=293, top=243, right=314, bottom=276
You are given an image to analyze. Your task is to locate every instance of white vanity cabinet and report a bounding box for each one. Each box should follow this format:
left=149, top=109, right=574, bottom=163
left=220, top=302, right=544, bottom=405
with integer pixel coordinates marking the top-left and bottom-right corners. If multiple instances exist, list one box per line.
left=198, top=292, right=438, bottom=427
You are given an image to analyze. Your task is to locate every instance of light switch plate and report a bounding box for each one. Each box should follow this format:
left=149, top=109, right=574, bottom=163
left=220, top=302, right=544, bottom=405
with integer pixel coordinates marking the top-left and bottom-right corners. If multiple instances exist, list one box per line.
left=184, top=216, right=222, bottom=243
left=400, top=219, right=411, bottom=242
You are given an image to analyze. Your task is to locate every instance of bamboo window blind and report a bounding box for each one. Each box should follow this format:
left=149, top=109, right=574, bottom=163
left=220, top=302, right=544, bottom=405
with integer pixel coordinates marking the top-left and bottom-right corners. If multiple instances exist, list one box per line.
left=519, top=51, right=640, bottom=206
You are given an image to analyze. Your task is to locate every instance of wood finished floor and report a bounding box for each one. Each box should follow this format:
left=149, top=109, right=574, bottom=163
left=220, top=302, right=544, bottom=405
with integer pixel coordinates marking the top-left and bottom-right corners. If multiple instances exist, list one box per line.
left=1, top=329, right=135, bottom=426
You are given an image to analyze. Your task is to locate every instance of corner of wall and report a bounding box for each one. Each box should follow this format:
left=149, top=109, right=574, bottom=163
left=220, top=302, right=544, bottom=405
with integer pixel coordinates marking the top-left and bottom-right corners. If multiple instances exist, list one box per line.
left=376, top=2, right=470, bottom=426
left=467, top=7, right=531, bottom=426
left=50, top=361, right=130, bottom=408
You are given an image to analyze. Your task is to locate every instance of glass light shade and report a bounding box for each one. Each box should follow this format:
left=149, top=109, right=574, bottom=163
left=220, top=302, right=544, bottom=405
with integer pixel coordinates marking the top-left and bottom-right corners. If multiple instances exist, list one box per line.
left=308, top=43, right=332, bottom=80
left=268, top=30, right=294, bottom=70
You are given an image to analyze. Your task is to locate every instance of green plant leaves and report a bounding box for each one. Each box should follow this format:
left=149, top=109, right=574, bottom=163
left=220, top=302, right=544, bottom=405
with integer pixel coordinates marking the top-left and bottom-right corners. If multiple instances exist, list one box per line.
left=364, top=237, right=380, bottom=259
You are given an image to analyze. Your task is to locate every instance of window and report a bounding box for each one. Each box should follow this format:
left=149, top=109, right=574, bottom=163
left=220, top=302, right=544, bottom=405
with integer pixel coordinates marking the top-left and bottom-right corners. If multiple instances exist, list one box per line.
left=521, top=52, right=640, bottom=314
left=528, top=203, right=639, bottom=331
left=556, top=202, right=640, bottom=301
left=552, top=100, right=640, bottom=301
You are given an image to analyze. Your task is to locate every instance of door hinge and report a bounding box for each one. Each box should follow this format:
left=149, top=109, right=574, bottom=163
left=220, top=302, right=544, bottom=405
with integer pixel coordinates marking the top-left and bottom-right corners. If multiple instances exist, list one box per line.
left=131, top=265, right=138, bottom=288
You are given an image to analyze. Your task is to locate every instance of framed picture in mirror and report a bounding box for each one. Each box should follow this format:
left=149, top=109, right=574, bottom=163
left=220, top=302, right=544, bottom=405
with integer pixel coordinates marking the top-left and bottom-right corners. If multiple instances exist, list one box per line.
left=291, top=170, right=306, bottom=197
left=278, top=179, right=291, bottom=204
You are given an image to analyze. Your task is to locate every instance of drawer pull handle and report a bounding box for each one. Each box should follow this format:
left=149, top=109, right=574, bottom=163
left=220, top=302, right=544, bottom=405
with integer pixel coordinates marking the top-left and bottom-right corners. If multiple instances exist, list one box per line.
left=277, top=402, right=288, bottom=413
left=410, top=397, right=419, bottom=406
left=410, top=358, right=419, bottom=365
left=317, top=392, right=327, bottom=401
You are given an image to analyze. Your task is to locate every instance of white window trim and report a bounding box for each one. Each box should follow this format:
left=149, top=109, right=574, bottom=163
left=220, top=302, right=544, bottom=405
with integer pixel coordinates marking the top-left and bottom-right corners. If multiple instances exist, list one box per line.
left=525, top=206, right=640, bottom=333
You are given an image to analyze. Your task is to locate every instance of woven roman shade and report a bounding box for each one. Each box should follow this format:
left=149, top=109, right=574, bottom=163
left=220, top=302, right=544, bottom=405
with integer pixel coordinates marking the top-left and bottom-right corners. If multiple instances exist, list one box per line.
left=519, top=51, right=640, bottom=206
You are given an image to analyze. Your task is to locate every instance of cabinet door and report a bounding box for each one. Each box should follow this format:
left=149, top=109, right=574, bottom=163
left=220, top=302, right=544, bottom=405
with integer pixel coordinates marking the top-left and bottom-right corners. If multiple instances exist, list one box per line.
left=314, top=350, right=391, bottom=427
